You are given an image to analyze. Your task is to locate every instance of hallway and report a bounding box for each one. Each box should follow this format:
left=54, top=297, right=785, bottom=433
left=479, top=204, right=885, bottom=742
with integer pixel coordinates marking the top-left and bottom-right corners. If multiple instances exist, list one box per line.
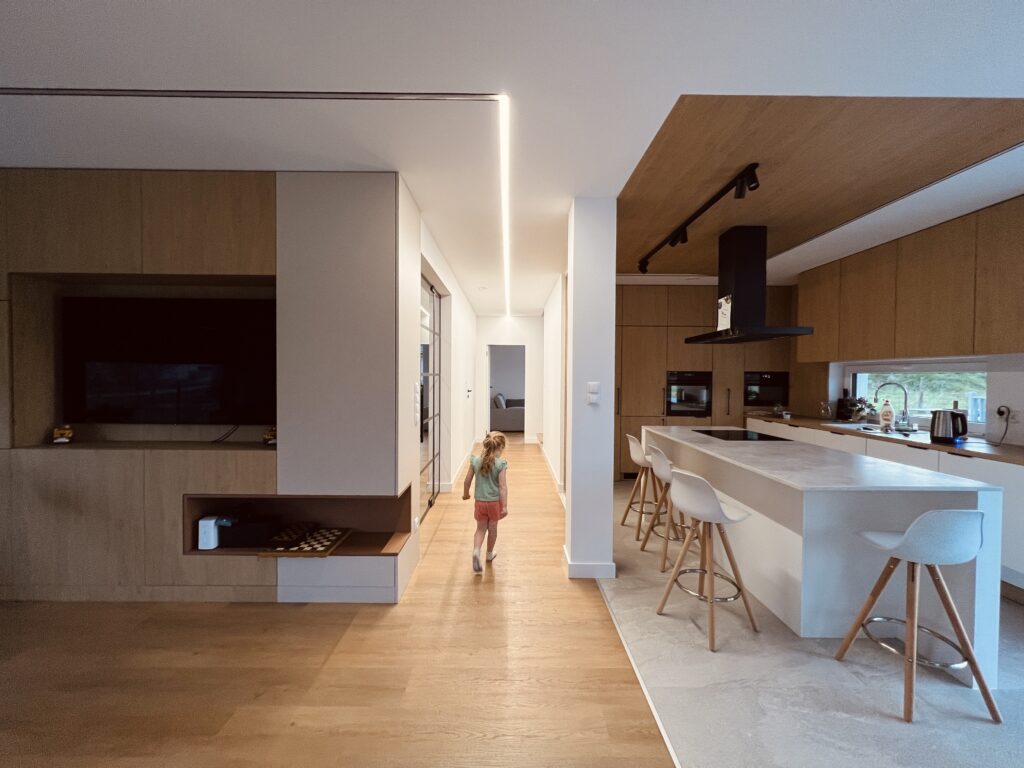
left=0, top=440, right=671, bottom=767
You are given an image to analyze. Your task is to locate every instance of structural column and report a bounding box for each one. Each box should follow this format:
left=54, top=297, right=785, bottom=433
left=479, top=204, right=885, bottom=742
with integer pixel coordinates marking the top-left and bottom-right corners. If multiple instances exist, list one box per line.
left=564, top=198, right=616, bottom=578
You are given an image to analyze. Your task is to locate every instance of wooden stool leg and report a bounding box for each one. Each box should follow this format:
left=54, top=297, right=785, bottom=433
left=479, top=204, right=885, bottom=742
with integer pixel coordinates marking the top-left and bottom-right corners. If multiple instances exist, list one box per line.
left=706, top=523, right=716, bottom=652
left=621, top=469, right=641, bottom=526
left=640, top=484, right=667, bottom=551
left=926, top=565, right=1003, bottom=724
left=835, top=556, right=901, bottom=660
left=659, top=501, right=674, bottom=572
left=904, top=561, right=919, bottom=723
left=716, top=523, right=759, bottom=633
left=697, top=523, right=708, bottom=596
left=634, top=468, right=649, bottom=541
left=657, top=525, right=697, bottom=614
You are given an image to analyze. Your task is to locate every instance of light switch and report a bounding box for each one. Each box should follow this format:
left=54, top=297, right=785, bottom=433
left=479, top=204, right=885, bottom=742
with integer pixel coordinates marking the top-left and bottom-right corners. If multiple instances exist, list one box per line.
left=586, top=381, right=600, bottom=405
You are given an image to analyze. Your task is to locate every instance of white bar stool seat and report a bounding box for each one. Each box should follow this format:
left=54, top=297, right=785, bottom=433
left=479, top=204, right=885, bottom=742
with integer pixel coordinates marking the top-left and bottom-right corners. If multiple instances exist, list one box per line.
left=835, top=509, right=1001, bottom=724
left=656, top=468, right=759, bottom=651
left=639, top=446, right=686, bottom=571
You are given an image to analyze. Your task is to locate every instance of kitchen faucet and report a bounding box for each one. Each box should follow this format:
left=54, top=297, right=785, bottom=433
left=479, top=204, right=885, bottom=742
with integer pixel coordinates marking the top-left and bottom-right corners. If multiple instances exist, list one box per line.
left=874, top=382, right=910, bottom=430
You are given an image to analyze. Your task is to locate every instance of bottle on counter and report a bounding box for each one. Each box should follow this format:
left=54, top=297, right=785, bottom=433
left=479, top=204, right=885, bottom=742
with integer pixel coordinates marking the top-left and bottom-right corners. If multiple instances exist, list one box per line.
left=879, top=399, right=895, bottom=431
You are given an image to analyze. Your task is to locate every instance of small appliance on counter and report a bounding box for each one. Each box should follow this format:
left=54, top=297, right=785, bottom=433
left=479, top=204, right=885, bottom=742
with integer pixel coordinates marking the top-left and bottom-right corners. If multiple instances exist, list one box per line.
left=198, top=516, right=221, bottom=550
left=835, top=388, right=858, bottom=421
left=930, top=409, right=968, bottom=444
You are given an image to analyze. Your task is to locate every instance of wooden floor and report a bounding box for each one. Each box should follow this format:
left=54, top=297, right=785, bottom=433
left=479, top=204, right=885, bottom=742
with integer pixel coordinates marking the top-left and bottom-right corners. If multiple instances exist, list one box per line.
left=0, top=440, right=672, bottom=767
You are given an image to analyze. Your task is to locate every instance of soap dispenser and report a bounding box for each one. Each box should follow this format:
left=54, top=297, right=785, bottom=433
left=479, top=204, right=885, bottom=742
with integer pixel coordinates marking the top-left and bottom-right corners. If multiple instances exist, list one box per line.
left=879, top=399, right=895, bottom=432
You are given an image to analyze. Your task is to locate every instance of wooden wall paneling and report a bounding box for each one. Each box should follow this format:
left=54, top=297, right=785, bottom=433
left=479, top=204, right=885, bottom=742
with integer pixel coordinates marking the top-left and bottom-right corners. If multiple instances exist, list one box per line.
left=619, top=416, right=666, bottom=474
left=0, top=170, right=10, bottom=299
left=144, top=449, right=278, bottom=587
left=619, top=326, right=667, bottom=417
left=796, top=261, right=840, bottom=362
left=614, top=325, right=622, bottom=478
left=9, top=449, right=145, bottom=587
left=895, top=214, right=977, bottom=358
left=712, top=344, right=744, bottom=426
left=4, top=169, right=143, bottom=274
left=666, top=285, right=717, bottom=325
left=0, top=301, right=10, bottom=449
left=788, top=361, right=832, bottom=417
left=839, top=242, right=898, bottom=360
left=743, top=287, right=794, bottom=372
left=615, top=285, right=623, bottom=326
left=10, top=276, right=57, bottom=447
left=620, top=285, right=668, bottom=326
left=141, top=171, right=276, bottom=275
left=974, top=196, right=1024, bottom=354
left=666, top=417, right=712, bottom=427
left=666, top=326, right=714, bottom=371
left=0, top=452, right=12, bottom=585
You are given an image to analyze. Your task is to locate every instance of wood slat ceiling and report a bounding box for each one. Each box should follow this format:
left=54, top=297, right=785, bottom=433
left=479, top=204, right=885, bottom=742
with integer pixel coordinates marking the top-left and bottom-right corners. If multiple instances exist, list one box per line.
left=617, top=95, right=1024, bottom=275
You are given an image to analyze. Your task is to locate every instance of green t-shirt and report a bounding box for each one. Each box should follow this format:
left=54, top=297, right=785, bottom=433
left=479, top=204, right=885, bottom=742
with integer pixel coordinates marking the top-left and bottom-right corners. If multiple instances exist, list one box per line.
left=471, top=455, right=508, bottom=502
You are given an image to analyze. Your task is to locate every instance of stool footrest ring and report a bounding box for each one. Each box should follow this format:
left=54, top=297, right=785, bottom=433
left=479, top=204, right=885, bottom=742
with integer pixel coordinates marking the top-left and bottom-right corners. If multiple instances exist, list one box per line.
left=861, top=616, right=968, bottom=670
left=650, top=521, right=684, bottom=541
left=674, top=568, right=741, bottom=603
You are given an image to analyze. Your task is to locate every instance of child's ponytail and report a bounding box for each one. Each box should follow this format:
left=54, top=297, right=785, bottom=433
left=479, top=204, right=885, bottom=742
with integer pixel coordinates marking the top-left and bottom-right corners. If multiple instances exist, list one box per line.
left=481, top=431, right=507, bottom=476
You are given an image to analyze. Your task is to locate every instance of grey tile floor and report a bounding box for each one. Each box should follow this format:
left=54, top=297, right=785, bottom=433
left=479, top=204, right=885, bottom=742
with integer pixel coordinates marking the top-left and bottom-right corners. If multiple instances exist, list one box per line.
left=603, top=480, right=1024, bottom=768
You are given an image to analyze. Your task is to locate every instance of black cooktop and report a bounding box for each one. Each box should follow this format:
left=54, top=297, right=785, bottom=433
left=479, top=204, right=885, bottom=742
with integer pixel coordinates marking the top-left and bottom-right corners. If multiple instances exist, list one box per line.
left=693, top=429, right=790, bottom=442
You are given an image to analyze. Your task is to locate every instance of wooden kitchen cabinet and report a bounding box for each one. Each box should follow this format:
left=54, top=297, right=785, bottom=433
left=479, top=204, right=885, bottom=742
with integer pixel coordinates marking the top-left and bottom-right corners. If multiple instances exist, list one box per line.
left=141, top=171, right=276, bottom=275
left=839, top=241, right=897, bottom=360
left=620, top=285, right=668, bottom=326
left=712, top=343, right=744, bottom=426
left=744, top=286, right=794, bottom=371
left=974, top=195, right=1024, bottom=355
left=895, top=214, right=976, bottom=358
left=619, top=326, right=666, bottom=416
left=2, top=169, right=143, bottom=274
left=666, top=326, right=713, bottom=371
left=666, top=285, right=717, bottom=325
left=796, top=261, right=840, bottom=362
left=619, top=416, right=666, bottom=474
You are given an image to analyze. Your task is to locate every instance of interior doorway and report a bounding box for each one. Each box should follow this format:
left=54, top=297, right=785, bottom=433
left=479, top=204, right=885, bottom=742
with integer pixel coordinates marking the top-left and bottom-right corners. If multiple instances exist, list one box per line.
left=420, top=278, right=441, bottom=518
left=488, top=344, right=526, bottom=434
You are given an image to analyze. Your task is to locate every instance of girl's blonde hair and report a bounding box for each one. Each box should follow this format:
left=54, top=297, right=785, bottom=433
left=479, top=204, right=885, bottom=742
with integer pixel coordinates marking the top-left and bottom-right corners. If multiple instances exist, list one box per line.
left=480, top=431, right=507, bottom=476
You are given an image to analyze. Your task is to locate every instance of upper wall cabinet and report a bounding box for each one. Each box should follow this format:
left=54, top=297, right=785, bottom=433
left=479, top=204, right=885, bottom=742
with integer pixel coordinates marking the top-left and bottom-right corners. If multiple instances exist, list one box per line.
left=620, top=285, right=668, bottom=326
left=796, top=261, right=840, bottom=362
left=839, top=241, right=897, bottom=361
left=2, top=169, right=143, bottom=274
left=975, top=196, right=1024, bottom=355
left=666, top=285, right=717, bottom=325
left=141, top=171, right=276, bottom=275
left=746, top=287, right=794, bottom=370
left=895, top=214, right=976, bottom=358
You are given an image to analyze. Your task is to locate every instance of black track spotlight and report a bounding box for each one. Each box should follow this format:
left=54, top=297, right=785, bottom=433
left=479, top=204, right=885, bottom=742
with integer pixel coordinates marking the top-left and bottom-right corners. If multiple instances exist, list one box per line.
left=734, top=175, right=747, bottom=199
left=746, top=165, right=760, bottom=191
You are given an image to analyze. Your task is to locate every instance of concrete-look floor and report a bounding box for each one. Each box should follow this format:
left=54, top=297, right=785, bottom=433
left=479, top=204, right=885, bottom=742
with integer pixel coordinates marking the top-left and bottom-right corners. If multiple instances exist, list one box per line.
left=604, top=479, right=1024, bottom=768
left=0, top=444, right=672, bottom=768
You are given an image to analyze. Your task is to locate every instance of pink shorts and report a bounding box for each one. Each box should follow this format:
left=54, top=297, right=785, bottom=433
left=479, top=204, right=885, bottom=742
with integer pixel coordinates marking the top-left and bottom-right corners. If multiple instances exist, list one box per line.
left=474, top=500, right=504, bottom=522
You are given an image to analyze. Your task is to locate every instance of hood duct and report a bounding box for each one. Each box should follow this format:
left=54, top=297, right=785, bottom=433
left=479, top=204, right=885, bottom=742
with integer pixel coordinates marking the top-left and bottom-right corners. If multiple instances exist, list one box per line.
left=684, top=226, right=814, bottom=345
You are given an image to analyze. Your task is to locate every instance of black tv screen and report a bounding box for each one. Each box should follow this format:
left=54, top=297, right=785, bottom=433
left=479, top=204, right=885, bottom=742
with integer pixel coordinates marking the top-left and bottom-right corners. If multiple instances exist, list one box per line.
left=61, top=297, right=276, bottom=425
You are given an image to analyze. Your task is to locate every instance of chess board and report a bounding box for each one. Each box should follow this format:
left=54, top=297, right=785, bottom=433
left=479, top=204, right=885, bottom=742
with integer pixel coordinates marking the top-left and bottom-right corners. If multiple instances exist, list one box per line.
left=260, top=527, right=353, bottom=557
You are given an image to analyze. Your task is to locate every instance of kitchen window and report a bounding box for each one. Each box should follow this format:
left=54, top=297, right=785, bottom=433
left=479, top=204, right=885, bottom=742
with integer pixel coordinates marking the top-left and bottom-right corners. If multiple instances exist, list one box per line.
left=847, top=362, right=987, bottom=429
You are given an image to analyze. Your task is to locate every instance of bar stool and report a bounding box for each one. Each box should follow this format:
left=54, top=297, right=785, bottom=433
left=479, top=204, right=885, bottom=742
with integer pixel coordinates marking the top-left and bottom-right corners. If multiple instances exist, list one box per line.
left=835, top=509, right=1001, bottom=724
left=621, top=435, right=659, bottom=541
left=640, top=446, right=687, bottom=571
left=657, top=468, right=759, bottom=651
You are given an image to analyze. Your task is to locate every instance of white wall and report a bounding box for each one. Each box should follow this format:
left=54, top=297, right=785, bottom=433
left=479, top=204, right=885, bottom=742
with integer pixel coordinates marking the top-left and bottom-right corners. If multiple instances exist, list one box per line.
left=542, top=276, right=565, bottom=490
left=276, top=172, right=398, bottom=495
left=987, top=354, right=1024, bottom=446
left=420, top=222, right=477, bottom=489
left=564, top=198, right=616, bottom=579
left=489, top=345, right=526, bottom=400
left=475, top=316, right=544, bottom=442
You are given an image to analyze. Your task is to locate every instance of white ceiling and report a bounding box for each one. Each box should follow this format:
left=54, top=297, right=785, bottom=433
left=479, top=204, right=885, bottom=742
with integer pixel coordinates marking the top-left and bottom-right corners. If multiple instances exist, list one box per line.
left=2, top=1, right=1024, bottom=315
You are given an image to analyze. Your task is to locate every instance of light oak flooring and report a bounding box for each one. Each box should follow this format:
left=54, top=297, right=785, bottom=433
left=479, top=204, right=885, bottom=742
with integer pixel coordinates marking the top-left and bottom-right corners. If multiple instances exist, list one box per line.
left=0, top=442, right=671, bottom=768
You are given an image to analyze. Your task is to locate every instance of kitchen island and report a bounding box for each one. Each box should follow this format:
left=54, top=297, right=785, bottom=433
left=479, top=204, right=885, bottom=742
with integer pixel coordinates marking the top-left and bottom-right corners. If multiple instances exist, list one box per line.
left=643, top=425, right=1003, bottom=685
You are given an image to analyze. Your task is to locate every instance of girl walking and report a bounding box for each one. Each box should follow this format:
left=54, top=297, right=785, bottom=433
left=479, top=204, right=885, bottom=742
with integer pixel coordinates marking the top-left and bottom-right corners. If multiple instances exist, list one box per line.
left=462, top=431, right=509, bottom=573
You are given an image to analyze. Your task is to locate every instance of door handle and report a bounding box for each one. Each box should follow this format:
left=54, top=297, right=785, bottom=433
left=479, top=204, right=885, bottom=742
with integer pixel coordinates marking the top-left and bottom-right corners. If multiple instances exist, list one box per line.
left=662, top=388, right=666, bottom=416
left=726, top=387, right=731, bottom=416
left=616, top=387, right=621, bottom=415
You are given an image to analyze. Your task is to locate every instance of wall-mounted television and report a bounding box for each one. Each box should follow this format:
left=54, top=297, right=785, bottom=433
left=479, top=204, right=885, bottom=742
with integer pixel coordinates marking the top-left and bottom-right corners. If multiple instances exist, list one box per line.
left=61, top=297, right=276, bottom=425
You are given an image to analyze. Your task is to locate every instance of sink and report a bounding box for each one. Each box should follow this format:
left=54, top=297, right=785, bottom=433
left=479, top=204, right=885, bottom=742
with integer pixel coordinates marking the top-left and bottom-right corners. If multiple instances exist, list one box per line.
left=824, top=422, right=921, bottom=438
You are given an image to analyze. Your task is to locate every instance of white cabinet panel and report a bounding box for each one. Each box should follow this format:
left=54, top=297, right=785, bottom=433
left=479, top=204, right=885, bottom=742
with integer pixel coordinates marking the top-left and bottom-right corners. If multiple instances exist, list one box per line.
left=940, top=452, right=1024, bottom=587
left=865, top=439, right=941, bottom=471
left=801, top=429, right=867, bottom=455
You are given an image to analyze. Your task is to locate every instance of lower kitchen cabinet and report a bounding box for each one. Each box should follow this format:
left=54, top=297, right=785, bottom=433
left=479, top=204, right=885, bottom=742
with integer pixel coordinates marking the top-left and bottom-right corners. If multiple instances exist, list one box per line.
left=864, top=439, right=940, bottom=471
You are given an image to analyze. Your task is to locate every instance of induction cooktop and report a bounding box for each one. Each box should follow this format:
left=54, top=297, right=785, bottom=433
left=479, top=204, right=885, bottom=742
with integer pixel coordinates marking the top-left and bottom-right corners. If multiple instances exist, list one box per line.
left=692, top=429, right=790, bottom=442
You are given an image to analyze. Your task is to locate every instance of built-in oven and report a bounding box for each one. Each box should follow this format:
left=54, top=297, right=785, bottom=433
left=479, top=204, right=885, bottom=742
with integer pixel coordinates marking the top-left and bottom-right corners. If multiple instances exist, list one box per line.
left=744, top=371, right=789, bottom=407
left=666, top=371, right=712, bottom=417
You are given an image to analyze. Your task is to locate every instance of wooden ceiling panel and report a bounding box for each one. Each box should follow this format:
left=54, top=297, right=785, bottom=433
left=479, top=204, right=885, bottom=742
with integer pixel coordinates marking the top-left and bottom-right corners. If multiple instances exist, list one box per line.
left=617, top=96, right=1024, bottom=274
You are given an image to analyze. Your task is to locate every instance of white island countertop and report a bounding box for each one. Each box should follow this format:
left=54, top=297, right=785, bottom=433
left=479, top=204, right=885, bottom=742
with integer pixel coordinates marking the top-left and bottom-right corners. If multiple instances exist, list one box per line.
left=643, top=425, right=996, bottom=493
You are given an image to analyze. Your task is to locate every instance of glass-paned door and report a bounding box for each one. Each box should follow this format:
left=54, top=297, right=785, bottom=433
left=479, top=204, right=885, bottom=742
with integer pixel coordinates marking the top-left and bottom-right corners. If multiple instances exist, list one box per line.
left=419, top=279, right=442, bottom=518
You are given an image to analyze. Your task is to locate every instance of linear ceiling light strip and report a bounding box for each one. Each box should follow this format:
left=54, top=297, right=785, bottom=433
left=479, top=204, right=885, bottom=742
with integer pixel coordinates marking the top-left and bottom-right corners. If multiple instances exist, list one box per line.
left=1, top=86, right=513, bottom=315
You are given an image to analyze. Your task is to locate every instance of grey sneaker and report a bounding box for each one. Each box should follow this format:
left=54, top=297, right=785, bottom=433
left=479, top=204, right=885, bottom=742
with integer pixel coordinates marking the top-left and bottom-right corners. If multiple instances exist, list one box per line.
left=472, top=551, right=482, bottom=573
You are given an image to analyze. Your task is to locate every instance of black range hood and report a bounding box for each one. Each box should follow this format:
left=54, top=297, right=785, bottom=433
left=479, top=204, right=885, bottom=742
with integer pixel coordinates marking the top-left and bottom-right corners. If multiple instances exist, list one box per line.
left=684, top=226, right=813, bottom=345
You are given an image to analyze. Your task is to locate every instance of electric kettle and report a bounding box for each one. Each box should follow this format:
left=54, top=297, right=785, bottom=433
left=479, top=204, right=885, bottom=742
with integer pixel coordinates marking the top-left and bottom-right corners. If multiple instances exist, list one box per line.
left=930, top=409, right=968, bottom=444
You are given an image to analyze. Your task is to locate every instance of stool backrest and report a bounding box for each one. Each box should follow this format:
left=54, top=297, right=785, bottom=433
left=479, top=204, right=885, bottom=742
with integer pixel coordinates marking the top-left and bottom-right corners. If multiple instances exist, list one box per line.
left=896, top=509, right=984, bottom=565
left=647, top=445, right=674, bottom=485
left=669, top=468, right=730, bottom=524
left=626, top=434, right=650, bottom=468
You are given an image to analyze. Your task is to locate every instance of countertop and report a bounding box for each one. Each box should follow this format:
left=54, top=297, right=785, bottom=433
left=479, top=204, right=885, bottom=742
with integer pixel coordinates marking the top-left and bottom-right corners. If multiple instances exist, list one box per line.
left=643, top=425, right=996, bottom=493
left=18, top=441, right=273, bottom=451
left=748, top=415, right=1024, bottom=467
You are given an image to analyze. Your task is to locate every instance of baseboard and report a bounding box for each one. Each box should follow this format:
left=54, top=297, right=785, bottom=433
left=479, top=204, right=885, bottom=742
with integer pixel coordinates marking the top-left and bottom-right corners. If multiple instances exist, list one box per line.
left=563, top=545, right=616, bottom=579
left=540, top=444, right=564, bottom=492
left=1002, top=565, right=1024, bottom=591
left=525, top=435, right=539, bottom=444
left=442, top=452, right=472, bottom=494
